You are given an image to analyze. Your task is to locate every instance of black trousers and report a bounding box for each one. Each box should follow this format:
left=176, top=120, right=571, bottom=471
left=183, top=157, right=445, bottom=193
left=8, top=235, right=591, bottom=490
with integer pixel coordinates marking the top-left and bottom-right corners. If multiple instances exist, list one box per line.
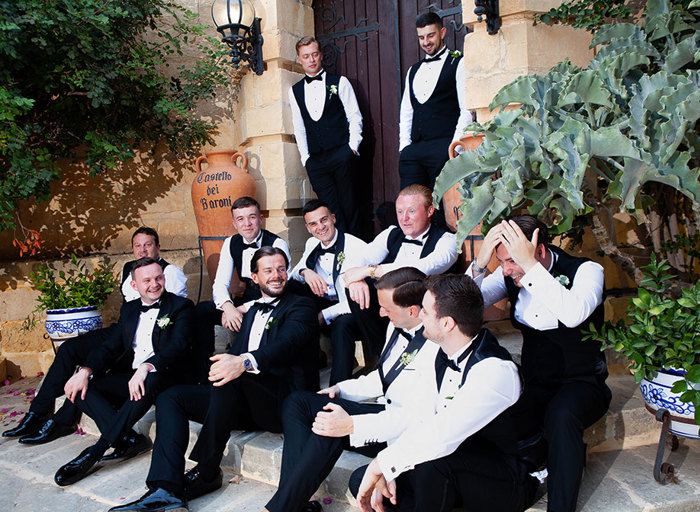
left=191, top=301, right=224, bottom=384
left=349, top=442, right=538, bottom=512
left=398, top=137, right=451, bottom=190
left=305, top=144, right=359, bottom=236
left=266, top=390, right=385, bottom=512
left=345, top=280, right=389, bottom=360
left=328, top=313, right=364, bottom=385
left=515, top=378, right=611, bottom=512
left=74, top=370, right=171, bottom=446
left=30, top=324, right=116, bottom=425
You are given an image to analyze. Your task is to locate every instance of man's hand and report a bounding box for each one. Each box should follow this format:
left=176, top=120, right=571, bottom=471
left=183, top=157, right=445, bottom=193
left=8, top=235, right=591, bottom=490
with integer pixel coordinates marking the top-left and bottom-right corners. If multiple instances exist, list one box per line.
left=302, top=269, right=329, bottom=297
left=357, top=458, right=397, bottom=512
left=208, top=353, right=245, bottom=386
left=317, top=384, right=341, bottom=398
left=64, top=368, right=91, bottom=403
left=221, top=301, right=243, bottom=332
left=348, top=281, right=370, bottom=309
left=312, top=403, right=354, bottom=437
left=343, top=266, right=370, bottom=285
left=474, top=223, right=504, bottom=273
left=499, top=220, right=539, bottom=272
left=128, top=364, right=152, bottom=401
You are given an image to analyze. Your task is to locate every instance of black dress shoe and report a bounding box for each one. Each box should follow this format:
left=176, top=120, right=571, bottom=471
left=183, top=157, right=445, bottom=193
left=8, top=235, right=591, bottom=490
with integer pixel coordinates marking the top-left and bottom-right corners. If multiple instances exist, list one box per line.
left=183, top=467, right=223, bottom=500
left=300, top=500, right=324, bottom=512
left=108, top=487, right=188, bottom=512
left=18, top=418, right=77, bottom=445
left=2, top=411, right=49, bottom=438
left=54, top=447, right=100, bottom=486
left=101, top=432, right=152, bottom=463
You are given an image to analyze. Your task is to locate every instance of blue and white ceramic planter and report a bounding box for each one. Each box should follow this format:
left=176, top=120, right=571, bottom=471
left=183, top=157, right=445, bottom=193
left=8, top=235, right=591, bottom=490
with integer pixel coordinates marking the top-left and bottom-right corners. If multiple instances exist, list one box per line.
left=45, top=306, right=103, bottom=342
left=640, top=368, right=699, bottom=439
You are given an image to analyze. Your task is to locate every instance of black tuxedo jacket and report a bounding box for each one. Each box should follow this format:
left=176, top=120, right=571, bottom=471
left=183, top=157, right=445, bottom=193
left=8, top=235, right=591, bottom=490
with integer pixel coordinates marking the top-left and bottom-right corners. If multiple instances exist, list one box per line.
left=85, top=291, right=195, bottom=377
left=230, top=291, right=320, bottom=391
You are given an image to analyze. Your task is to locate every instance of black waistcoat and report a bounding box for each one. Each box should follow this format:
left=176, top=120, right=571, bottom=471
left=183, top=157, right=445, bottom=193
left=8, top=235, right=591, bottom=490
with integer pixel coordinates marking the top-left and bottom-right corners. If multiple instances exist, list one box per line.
left=120, top=258, right=170, bottom=300
left=292, top=73, right=349, bottom=155
left=441, top=328, right=521, bottom=457
left=504, top=247, right=607, bottom=385
left=409, top=53, right=461, bottom=143
left=229, top=230, right=281, bottom=302
left=383, top=225, right=446, bottom=264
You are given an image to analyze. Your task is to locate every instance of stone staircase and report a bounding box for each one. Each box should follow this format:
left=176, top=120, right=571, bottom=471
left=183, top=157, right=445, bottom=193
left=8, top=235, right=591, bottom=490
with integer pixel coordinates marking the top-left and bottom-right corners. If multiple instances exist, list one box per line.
left=66, top=321, right=700, bottom=511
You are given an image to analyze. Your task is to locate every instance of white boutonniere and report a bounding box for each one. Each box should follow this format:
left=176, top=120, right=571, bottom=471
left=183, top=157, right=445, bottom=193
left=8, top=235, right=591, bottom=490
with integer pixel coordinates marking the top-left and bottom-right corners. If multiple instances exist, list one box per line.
left=265, top=317, right=278, bottom=330
left=336, top=251, right=345, bottom=270
left=449, top=49, right=461, bottom=62
left=327, top=84, right=338, bottom=98
left=399, top=349, right=418, bottom=368
left=555, top=275, right=570, bottom=287
left=157, top=316, right=173, bottom=329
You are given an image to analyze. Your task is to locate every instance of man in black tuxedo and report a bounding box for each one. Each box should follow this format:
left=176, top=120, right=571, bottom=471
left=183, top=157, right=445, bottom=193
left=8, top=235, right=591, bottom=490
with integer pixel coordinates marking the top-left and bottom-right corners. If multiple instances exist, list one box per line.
left=53, top=257, right=194, bottom=486
left=110, top=247, right=319, bottom=512
left=468, top=216, right=610, bottom=512
left=3, top=227, right=188, bottom=445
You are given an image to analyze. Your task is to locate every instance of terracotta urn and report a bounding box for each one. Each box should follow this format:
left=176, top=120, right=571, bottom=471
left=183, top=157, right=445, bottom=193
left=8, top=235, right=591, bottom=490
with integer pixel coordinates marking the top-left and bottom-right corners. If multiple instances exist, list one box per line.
left=191, top=149, right=256, bottom=282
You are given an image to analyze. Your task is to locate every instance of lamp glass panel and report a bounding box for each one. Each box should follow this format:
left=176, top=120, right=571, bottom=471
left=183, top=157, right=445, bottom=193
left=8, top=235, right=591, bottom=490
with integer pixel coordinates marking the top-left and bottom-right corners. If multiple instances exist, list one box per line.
left=211, top=0, right=255, bottom=36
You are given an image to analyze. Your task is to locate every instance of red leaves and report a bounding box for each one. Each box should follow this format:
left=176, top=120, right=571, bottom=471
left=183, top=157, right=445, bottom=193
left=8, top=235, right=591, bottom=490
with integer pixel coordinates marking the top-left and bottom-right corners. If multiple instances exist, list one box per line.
left=12, top=228, right=41, bottom=257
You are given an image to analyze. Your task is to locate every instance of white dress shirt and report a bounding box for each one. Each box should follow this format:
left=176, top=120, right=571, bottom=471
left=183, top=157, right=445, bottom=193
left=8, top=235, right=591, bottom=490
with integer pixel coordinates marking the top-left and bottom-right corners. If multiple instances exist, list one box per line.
left=290, top=230, right=369, bottom=323
left=468, top=249, right=605, bottom=330
left=122, top=261, right=188, bottom=302
left=239, top=296, right=280, bottom=373
left=288, top=70, right=363, bottom=165
left=364, top=225, right=458, bottom=275
left=336, top=322, right=440, bottom=447
left=376, top=337, right=521, bottom=482
left=399, top=45, right=472, bottom=151
left=212, top=232, right=291, bottom=309
left=132, top=303, right=160, bottom=369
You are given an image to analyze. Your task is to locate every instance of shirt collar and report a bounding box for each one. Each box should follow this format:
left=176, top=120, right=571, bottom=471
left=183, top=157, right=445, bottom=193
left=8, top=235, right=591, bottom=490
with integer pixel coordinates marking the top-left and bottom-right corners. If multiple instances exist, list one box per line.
left=448, top=330, right=482, bottom=364
left=243, top=231, right=263, bottom=247
left=406, top=225, right=431, bottom=241
left=305, top=69, right=325, bottom=80
left=320, top=229, right=339, bottom=248
left=406, top=322, right=423, bottom=337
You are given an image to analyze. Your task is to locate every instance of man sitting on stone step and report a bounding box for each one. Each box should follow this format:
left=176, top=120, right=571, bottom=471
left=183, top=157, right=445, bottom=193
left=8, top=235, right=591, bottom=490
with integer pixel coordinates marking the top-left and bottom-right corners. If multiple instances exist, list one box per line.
left=341, top=184, right=458, bottom=359
left=289, top=199, right=370, bottom=385
left=54, top=257, right=194, bottom=486
left=2, top=226, right=188, bottom=446
left=109, top=247, right=319, bottom=512
left=192, top=195, right=291, bottom=384
left=467, top=215, right=611, bottom=512
left=354, top=274, right=539, bottom=512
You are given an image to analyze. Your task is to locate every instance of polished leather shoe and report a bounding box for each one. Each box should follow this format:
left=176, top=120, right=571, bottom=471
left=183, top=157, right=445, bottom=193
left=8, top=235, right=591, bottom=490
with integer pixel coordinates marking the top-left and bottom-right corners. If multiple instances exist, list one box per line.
left=2, top=411, right=49, bottom=438
left=54, top=447, right=99, bottom=486
left=108, top=487, right=188, bottom=512
left=101, top=432, right=152, bottom=463
left=18, top=418, right=76, bottom=445
left=183, top=467, right=223, bottom=500
left=301, top=500, right=324, bottom=512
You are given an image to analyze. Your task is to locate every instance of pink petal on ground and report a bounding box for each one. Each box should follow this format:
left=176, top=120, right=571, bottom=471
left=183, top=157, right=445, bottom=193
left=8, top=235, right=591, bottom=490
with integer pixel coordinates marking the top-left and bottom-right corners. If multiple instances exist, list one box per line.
left=36, top=372, right=44, bottom=377
left=9, top=411, right=19, bottom=418
left=323, top=498, right=333, bottom=505
left=3, top=379, right=9, bottom=386
left=26, top=389, right=36, bottom=395
left=18, top=376, right=24, bottom=380
left=5, top=390, right=11, bottom=394
left=13, top=391, right=20, bottom=396
left=0, top=409, right=8, bottom=414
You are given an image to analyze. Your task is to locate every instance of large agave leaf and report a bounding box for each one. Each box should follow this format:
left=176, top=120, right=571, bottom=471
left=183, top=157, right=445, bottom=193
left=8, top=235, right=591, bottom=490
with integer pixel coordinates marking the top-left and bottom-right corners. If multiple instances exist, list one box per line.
left=559, top=70, right=613, bottom=108
left=664, top=33, right=700, bottom=72
left=591, top=23, right=643, bottom=47
left=433, top=147, right=487, bottom=205
left=454, top=181, right=496, bottom=246
left=590, top=38, right=660, bottom=70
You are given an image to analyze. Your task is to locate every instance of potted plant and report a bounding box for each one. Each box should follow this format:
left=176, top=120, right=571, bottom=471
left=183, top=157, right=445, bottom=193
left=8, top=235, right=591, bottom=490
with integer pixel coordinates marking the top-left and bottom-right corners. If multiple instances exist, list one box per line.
left=24, top=254, right=120, bottom=351
left=588, top=254, right=700, bottom=438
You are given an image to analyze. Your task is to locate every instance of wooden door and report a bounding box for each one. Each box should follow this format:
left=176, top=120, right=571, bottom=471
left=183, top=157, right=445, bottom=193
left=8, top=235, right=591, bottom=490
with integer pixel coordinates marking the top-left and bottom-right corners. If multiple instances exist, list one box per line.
left=314, top=0, right=467, bottom=236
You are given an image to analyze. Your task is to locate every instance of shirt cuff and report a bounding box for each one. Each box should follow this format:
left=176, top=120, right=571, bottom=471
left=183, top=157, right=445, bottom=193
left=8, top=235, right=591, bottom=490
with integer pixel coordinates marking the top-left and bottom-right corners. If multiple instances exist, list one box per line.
left=348, top=414, right=382, bottom=447
left=519, top=261, right=551, bottom=290
left=241, top=353, right=260, bottom=374
left=376, top=444, right=412, bottom=483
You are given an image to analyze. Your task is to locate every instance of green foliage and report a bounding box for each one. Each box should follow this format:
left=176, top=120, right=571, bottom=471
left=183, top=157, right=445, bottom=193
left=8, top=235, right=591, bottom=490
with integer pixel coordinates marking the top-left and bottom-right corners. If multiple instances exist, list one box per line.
left=24, top=253, right=120, bottom=329
left=586, top=255, right=700, bottom=424
left=535, top=0, right=633, bottom=33
left=0, top=0, right=229, bottom=231
left=434, top=0, right=700, bottom=260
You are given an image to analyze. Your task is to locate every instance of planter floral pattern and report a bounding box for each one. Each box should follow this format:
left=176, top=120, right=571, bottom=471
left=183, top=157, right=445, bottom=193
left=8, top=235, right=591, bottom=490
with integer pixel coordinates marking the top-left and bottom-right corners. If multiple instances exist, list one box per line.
left=45, top=306, right=103, bottom=340
left=640, top=369, right=699, bottom=439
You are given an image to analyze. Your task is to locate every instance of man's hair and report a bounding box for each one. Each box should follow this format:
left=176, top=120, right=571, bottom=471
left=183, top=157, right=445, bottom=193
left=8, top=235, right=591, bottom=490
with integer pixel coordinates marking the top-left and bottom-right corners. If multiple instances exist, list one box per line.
left=416, top=12, right=442, bottom=28
left=424, top=274, right=483, bottom=337
left=231, top=196, right=261, bottom=214
left=504, top=215, right=550, bottom=247
left=302, top=199, right=331, bottom=217
left=376, top=267, right=427, bottom=308
left=398, top=184, right=433, bottom=209
left=251, top=246, right=289, bottom=274
left=131, top=257, right=161, bottom=277
left=131, top=227, right=159, bottom=246
left=296, top=36, right=318, bottom=54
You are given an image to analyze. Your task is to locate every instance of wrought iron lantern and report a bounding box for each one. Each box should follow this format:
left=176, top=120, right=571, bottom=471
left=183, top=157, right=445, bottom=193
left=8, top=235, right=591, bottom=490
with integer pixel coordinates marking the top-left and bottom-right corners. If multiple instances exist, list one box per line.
left=474, top=0, right=500, bottom=35
left=211, top=0, right=264, bottom=75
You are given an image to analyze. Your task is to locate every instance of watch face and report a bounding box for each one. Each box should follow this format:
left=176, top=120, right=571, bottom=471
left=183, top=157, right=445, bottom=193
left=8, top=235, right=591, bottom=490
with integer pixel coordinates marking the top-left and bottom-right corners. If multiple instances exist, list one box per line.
left=243, top=358, right=253, bottom=370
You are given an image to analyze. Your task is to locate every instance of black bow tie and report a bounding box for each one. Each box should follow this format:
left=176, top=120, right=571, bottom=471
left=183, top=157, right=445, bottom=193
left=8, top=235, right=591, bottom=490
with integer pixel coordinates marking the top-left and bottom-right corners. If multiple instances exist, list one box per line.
left=304, top=72, right=324, bottom=84
left=436, top=350, right=461, bottom=373
left=395, top=327, right=412, bottom=341
left=423, top=47, right=447, bottom=63
left=243, top=242, right=259, bottom=250
left=139, top=302, right=161, bottom=314
left=317, top=244, right=336, bottom=255
left=402, top=237, right=423, bottom=246
left=254, top=300, right=278, bottom=314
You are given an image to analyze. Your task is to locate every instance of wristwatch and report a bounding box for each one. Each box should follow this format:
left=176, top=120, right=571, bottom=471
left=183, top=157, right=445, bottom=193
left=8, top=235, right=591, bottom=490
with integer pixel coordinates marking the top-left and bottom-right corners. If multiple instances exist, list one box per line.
left=242, top=356, right=254, bottom=372
left=472, top=262, right=487, bottom=274
left=369, top=264, right=377, bottom=279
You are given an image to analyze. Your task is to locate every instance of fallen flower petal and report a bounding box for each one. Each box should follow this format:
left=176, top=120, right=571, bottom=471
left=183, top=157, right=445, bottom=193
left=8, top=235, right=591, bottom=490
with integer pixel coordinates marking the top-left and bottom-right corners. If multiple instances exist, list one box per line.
left=3, top=380, right=9, bottom=386
left=323, top=498, right=333, bottom=505
left=36, top=372, right=44, bottom=377
left=0, top=409, right=8, bottom=414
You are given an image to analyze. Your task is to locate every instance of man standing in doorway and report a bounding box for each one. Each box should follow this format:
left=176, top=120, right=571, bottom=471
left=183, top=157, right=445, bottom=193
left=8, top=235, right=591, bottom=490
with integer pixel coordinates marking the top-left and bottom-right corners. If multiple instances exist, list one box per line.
left=398, top=12, right=472, bottom=190
left=289, top=36, right=363, bottom=235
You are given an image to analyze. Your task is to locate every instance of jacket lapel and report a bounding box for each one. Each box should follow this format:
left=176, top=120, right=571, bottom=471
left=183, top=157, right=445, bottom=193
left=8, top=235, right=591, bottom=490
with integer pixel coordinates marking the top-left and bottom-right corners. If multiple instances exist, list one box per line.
left=332, top=231, right=346, bottom=285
